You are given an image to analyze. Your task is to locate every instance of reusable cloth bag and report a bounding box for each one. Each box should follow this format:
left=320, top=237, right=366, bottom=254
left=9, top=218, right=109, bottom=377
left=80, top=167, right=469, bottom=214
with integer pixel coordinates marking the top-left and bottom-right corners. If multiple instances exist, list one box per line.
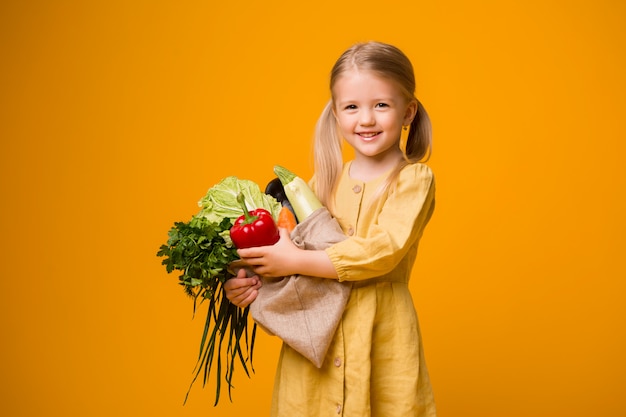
left=249, top=207, right=352, bottom=368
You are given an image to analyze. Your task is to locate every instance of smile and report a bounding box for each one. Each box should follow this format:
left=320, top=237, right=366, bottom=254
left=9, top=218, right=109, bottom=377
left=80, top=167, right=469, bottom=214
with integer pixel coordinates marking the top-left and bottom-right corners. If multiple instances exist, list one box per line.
left=357, top=132, right=381, bottom=140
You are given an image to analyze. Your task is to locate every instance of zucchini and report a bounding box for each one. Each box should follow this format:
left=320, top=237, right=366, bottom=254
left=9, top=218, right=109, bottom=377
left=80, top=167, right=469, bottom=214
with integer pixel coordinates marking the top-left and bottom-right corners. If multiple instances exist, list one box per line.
left=273, top=165, right=323, bottom=222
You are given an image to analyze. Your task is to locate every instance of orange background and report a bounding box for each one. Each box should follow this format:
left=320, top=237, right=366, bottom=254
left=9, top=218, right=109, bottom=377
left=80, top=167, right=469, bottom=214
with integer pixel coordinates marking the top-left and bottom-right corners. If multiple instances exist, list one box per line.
left=1, top=1, right=625, bottom=416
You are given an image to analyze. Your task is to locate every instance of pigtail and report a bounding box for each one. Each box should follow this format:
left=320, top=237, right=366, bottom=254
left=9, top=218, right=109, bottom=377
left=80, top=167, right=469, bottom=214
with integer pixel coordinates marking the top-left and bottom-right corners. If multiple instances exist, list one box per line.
left=405, top=99, right=432, bottom=163
left=314, top=99, right=343, bottom=208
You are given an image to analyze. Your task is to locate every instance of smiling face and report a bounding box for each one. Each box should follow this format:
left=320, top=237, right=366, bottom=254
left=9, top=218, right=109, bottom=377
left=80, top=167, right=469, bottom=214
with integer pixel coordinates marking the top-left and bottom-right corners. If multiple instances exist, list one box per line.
left=332, top=69, right=417, bottom=168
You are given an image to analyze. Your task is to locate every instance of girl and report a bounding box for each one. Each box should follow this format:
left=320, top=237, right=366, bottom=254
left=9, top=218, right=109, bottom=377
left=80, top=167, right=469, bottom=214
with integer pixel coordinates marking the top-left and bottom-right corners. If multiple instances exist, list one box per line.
left=226, top=41, right=437, bottom=416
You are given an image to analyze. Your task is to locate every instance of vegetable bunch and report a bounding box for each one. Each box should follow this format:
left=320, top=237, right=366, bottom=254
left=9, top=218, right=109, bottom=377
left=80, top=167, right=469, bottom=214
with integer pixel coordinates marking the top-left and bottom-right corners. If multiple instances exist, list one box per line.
left=157, top=167, right=322, bottom=406
left=157, top=176, right=280, bottom=405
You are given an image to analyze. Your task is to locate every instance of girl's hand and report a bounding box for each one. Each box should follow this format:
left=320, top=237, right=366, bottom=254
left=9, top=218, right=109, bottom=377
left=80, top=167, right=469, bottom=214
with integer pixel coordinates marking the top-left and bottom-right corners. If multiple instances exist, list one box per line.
left=224, top=267, right=262, bottom=308
left=238, top=228, right=301, bottom=278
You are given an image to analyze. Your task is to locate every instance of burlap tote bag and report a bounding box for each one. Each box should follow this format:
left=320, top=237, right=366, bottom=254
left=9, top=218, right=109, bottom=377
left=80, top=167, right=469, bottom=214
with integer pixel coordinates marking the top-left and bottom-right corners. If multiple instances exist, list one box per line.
left=248, top=207, right=352, bottom=368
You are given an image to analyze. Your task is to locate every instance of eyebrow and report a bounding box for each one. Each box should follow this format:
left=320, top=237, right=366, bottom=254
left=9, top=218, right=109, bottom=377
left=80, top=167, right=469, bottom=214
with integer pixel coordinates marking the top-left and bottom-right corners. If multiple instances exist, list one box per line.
left=335, top=97, right=399, bottom=107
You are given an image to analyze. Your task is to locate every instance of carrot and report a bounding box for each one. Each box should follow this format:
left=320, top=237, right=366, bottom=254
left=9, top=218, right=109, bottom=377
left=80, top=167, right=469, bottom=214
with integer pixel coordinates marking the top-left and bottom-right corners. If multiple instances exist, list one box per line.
left=277, top=205, right=297, bottom=233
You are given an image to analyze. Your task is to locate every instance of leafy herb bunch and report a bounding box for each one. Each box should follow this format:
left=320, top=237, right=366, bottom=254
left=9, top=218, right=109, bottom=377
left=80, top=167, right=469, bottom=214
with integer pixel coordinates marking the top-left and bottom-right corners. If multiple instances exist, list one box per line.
left=159, top=216, right=237, bottom=301
left=157, top=177, right=281, bottom=406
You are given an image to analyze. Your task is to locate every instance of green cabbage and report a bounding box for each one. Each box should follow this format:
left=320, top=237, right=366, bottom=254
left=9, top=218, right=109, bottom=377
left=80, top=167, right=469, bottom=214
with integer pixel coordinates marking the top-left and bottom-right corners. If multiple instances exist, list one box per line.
left=196, top=176, right=281, bottom=223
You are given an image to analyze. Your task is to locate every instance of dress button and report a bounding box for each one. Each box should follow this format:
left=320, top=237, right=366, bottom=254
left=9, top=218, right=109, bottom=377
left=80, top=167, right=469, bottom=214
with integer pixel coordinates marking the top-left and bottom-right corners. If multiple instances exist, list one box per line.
left=336, top=404, right=342, bottom=414
left=334, top=357, right=342, bottom=367
left=347, top=227, right=354, bottom=236
left=352, top=184, right=362, bottom=193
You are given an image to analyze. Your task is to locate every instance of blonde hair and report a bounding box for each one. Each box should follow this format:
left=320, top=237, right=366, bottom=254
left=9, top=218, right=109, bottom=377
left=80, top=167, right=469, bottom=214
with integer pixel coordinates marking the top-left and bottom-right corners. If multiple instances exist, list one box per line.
left=314, top=41, right=432, bottom=207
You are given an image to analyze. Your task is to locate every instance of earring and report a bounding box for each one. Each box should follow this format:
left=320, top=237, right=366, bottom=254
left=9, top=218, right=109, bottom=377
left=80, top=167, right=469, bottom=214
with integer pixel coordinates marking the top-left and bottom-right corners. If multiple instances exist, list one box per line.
left=400, top=125, right=410, bottom=158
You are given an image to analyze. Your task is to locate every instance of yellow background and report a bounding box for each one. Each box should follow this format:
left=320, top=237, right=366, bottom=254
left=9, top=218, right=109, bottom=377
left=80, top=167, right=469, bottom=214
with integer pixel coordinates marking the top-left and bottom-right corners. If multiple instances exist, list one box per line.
left=1, top=1, right=624, bottom=416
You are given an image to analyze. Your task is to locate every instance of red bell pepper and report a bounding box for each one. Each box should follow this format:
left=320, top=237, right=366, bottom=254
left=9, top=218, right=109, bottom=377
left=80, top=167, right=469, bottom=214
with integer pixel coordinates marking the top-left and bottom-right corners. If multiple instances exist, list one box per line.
left=230, top=192, right=280, bottom=249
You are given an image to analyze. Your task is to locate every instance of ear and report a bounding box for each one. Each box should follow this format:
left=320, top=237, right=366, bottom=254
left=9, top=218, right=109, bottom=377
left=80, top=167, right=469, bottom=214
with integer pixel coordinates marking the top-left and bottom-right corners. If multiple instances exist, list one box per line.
left=403, top=99, right=418, bottom=126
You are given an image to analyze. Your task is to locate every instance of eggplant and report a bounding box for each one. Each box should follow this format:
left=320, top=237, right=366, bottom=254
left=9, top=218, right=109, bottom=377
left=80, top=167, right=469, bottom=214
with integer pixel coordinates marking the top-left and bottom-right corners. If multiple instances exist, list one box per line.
left=265, top=177, right=297, bottom=221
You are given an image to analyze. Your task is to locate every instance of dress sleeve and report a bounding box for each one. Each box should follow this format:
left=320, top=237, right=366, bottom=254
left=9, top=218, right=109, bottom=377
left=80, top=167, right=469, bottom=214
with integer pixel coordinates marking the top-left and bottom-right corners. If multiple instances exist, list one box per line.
left=325, top=163, right=435, bottom=282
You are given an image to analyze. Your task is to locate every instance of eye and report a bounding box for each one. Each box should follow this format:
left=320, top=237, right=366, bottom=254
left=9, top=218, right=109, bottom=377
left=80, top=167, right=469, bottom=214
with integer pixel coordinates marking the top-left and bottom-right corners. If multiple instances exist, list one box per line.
left=344, top=104, right=357, bottom=110
left=375, top=102, right=389, bottom=108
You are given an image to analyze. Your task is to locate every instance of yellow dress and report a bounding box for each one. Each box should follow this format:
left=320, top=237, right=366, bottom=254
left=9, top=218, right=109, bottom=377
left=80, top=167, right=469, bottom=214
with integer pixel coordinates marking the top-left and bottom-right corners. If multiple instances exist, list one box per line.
left=270, top=162, right=437, bottom=417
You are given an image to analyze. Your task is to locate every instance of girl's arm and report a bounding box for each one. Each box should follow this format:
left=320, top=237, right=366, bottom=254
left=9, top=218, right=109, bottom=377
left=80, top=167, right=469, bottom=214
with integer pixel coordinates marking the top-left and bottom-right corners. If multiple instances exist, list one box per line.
left=237, top=228, right=338, bottom=279
left=240, top=164, right=434, bottom=281
left=327, top=163, right=435, bottom=281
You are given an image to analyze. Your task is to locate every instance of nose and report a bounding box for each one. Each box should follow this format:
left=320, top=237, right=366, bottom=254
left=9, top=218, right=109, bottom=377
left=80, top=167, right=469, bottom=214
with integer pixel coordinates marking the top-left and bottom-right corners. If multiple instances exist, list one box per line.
left=359, top=109, right=375, bottom=126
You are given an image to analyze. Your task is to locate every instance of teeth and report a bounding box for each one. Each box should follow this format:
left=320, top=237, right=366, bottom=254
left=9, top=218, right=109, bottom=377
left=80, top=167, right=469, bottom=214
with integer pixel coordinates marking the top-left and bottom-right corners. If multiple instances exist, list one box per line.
left=359, top=132, right=378, bottom=138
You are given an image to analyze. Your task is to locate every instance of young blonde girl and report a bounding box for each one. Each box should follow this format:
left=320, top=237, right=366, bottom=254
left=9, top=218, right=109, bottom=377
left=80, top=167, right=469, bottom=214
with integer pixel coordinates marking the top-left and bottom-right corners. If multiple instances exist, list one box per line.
left=226, top=41, right=437, bottom=416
